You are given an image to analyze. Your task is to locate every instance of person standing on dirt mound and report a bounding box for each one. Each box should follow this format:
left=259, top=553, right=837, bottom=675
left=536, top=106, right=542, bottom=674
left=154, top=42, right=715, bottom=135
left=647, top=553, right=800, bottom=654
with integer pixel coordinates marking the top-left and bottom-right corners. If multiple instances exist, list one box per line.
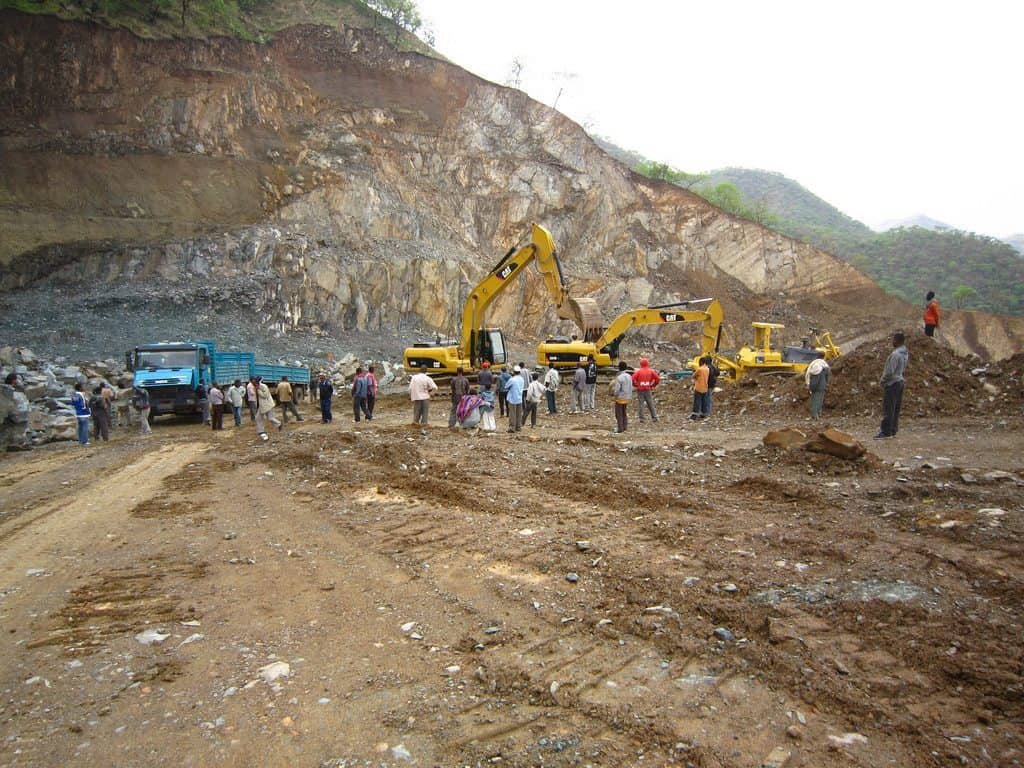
left=876, top=332, right=909, bottom=439
left=805, top=350, right=831, bottom=420
left=924, top=291, right=940, bottom=337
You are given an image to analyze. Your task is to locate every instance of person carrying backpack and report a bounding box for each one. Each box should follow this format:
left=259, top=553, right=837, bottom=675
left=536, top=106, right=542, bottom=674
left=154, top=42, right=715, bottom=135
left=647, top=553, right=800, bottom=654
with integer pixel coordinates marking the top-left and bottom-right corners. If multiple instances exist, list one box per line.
left=89, top=385, right=111, bottom=442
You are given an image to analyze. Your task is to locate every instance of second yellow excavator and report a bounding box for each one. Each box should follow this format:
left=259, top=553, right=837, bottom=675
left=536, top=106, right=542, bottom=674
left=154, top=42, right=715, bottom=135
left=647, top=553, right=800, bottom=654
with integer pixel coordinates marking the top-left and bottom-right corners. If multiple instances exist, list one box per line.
left=536, top=298, right=724, bottom=371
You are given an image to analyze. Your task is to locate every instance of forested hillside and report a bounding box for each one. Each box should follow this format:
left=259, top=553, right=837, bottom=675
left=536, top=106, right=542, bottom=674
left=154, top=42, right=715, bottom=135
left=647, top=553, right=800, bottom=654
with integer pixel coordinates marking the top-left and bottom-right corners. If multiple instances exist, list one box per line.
left=598, top=138, right=1024, bottom=316
left=855, top=228, right=1024, bottom=314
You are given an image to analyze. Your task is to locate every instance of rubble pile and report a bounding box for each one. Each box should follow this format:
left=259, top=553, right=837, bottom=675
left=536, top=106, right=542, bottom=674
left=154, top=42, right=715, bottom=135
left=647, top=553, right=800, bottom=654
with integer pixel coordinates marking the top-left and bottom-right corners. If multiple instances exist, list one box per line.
left=0, top=345, right=409, bottom=450
left=0, top=346, right=133, bottom=448
left=779, top=336, right=1021, bottom=417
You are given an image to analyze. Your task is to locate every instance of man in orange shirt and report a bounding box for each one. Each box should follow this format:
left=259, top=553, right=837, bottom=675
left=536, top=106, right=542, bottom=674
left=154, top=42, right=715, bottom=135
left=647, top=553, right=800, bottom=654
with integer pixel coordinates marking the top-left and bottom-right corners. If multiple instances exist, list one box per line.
left=690, top=357, right=710, bottom=420
left=923, top=291, right=940, bottom=337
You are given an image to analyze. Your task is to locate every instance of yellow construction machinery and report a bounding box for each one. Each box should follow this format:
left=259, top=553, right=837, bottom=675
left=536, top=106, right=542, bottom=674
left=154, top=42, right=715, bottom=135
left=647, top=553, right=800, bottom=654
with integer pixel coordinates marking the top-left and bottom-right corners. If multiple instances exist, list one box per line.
left=403, top=224, right=601, bottom=378
left=695, top=323, right=840, bottom=380
left=537, top=298, right=725, bottom=371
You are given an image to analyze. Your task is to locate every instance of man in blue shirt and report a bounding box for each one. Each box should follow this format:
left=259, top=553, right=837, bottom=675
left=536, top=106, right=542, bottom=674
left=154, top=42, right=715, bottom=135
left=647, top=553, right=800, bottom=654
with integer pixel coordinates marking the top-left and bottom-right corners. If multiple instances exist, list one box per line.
left=504, top=365, right=525, bottom=433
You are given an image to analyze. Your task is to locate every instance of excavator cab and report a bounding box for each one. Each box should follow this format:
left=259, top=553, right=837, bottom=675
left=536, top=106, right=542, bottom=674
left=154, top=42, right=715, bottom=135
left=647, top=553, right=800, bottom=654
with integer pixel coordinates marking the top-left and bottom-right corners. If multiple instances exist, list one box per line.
left=472, top=328, right=507, bottom=368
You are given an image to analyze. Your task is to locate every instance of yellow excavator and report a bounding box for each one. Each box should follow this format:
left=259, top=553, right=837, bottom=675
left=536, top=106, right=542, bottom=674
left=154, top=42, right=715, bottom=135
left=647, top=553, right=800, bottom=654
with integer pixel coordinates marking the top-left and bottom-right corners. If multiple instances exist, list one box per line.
left=696, top=322, right=840, bottom=380
left=403, top=224, right=602, bottom=378
left=536, top=298, right=725, bottom=371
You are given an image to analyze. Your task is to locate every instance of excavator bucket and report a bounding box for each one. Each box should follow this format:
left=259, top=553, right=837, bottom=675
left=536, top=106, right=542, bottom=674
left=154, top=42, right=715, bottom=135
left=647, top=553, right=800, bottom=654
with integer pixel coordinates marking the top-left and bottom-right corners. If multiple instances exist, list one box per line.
left=570, top=297, right=605, bottom=340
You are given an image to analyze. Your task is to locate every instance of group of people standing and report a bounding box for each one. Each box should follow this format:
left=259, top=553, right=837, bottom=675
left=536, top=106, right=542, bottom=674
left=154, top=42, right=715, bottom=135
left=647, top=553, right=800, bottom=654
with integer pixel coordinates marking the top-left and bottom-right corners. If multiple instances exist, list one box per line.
left=406, top=354, right=723, bottom=436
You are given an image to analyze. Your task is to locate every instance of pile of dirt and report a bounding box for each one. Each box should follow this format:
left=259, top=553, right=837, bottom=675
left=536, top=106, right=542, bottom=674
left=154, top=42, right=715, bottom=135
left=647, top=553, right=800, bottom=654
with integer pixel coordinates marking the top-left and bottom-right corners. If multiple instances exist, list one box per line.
left=780, top=335, right=1021, bottom=417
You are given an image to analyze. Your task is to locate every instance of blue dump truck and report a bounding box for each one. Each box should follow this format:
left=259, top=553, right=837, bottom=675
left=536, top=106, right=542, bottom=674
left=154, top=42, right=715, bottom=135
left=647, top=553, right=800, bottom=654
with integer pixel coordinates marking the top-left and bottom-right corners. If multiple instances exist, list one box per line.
left=127, top=340, right=310, bottom=419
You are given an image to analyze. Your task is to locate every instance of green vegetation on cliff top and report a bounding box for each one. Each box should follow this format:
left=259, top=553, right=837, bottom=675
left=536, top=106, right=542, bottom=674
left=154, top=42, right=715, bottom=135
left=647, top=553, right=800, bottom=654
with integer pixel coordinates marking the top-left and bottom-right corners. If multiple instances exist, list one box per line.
left=0, top=0, right=432, bottom=49
left=595, top=139, right=1024, bottom=316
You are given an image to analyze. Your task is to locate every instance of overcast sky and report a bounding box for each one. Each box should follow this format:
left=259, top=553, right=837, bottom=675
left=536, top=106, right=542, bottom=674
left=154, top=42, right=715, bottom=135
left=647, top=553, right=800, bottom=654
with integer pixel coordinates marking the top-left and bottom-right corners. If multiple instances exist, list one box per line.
left=414, top=0, right=1022, bottom=238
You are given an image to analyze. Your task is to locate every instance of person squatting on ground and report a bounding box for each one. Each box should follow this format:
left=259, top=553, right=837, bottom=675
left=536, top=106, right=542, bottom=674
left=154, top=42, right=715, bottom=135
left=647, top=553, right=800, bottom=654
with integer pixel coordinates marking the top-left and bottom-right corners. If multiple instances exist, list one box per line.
left=89, top=385, right=110, bottom=443
left=318, top=372, right=334, bottom=423
left=409, top=365, right=438, bottom=425
left=132, top=383, right=152, bottom=435
left=543, top=363, right=560, bottom=414
left=632, top=358, right=660, bottom=422
left=448, top=367, right=470, bottom=428
left=351, top=367, right=371, bottom=422
left=365, top=365, right=378, bottom=419
left=278, top=375, right=304, bottom=423
left=209, top=381, right=225, bottom=430
left=690, top=357, right=710, bottom=420
left=612, top=361, right=633, bottom=433
left=924, top=291, right=940, bottom=337
left=805, top=350, right=831, bottom=420
left=255, top=376, right=282, bottom=440
left=504, top=365, right=525, bottom=432
left=227, top=379, right=245, bottom=426
left=196, top=380, right=210, bottom=425
left=876, top=331, right=908, bottom=439
left=524, top=375, right=545, bottom=428
left=478, top=382, right=497, bottom=432
left=584, top=356, right=598, bottom=411
left=71, top=382, right=91, bottom=446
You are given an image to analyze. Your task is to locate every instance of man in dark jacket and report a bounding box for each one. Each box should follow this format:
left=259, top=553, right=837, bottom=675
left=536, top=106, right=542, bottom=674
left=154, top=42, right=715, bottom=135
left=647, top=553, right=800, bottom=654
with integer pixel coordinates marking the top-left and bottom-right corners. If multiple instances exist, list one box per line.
left=448, top=367, right=470, bottom=428
left=318, top=372, right=334, bottom=423
left=876, top=332, right=909, bottom=439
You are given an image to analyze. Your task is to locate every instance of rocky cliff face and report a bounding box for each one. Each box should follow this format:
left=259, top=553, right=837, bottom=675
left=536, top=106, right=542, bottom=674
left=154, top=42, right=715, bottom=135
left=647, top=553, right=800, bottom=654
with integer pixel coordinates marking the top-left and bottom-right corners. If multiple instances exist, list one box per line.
left=1, top=11, right=1020, bottom=360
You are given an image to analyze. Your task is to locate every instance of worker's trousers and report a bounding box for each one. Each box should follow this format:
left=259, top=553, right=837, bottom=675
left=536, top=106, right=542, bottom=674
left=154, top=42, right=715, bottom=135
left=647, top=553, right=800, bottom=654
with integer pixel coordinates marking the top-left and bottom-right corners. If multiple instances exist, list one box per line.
left=880, top=381, right=904, bottom=437
left=412, top=399, right=429, bottom=425
left=636, top=390, right=658, bottom=422
left=809, top=388, right=825, bottom=419
left=507, top=402, right=522, bottom=432
left=584, top=383, right=596, bottom=411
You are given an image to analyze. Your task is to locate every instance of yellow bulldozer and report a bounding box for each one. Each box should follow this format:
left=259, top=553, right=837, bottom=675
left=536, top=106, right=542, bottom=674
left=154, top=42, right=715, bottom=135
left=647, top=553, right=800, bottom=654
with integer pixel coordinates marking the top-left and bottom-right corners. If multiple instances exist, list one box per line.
left=696, top=322, right=840, bottom=380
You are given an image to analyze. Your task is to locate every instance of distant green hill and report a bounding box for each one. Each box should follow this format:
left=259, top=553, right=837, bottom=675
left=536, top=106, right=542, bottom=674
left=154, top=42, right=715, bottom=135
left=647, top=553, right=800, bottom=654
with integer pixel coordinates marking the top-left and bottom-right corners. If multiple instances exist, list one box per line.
left=594, top=137, right=1024, bottom=315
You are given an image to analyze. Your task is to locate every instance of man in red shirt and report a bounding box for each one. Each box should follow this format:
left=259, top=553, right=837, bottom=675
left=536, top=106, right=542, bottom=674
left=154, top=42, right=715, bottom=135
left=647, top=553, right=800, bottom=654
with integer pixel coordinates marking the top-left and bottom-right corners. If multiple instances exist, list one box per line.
left=631, top=358, right=661, bottom=422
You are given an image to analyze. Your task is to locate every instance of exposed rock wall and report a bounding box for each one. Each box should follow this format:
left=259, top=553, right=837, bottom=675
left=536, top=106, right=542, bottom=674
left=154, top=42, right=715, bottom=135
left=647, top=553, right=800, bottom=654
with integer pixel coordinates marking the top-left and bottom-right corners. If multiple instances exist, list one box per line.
left=1, top=12, right=1020, bottom=360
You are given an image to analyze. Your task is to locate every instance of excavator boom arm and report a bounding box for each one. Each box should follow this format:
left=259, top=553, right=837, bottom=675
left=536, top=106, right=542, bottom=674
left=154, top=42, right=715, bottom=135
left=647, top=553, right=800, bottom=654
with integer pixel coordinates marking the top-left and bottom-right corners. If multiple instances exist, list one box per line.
left=460, top=224, right=599, bottom=361
left=593, top=298, right=723, bottom=356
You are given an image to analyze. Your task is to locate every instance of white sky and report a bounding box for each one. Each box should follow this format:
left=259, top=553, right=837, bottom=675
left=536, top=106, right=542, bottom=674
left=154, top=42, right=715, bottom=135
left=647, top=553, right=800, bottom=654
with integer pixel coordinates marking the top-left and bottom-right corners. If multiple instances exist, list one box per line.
left=414, top=0, right=1023, bottom=237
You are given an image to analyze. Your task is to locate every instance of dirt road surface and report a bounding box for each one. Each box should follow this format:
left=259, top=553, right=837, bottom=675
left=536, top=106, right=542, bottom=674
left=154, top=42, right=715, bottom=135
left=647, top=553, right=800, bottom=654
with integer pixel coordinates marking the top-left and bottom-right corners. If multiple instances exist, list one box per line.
left=1, top=387, right=1022, bottom=767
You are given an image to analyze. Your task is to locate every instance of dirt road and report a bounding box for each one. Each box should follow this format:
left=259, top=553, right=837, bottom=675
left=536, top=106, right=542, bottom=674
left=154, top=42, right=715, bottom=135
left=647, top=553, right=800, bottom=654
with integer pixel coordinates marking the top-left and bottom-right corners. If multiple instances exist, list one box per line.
left=1, top=389, right=1022, bottom=767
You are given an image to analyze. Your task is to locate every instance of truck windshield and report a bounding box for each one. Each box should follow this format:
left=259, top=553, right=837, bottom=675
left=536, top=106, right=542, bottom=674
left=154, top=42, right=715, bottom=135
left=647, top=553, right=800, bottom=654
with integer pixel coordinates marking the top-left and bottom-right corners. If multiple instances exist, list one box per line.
left=136, top=350, right=197, bottom=369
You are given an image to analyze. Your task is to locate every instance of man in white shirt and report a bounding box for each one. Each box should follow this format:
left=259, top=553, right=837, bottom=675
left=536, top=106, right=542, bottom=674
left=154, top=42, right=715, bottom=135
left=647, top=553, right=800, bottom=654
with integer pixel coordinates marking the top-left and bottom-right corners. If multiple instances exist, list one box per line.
left=804, top=351, right=831, bottom=420
left=409, top=366, right=438, bottom=425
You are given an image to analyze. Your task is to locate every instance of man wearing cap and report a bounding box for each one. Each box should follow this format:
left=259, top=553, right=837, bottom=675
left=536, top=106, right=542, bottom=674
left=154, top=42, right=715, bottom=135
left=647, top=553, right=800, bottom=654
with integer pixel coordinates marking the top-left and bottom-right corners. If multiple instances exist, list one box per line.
left=505, top=365, right=525, bottom=432
left=632, top=358, right=661, bottom=423
left=255, top=376, right=282, bottom=440
left=477, top=360, right=494, bottom=390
